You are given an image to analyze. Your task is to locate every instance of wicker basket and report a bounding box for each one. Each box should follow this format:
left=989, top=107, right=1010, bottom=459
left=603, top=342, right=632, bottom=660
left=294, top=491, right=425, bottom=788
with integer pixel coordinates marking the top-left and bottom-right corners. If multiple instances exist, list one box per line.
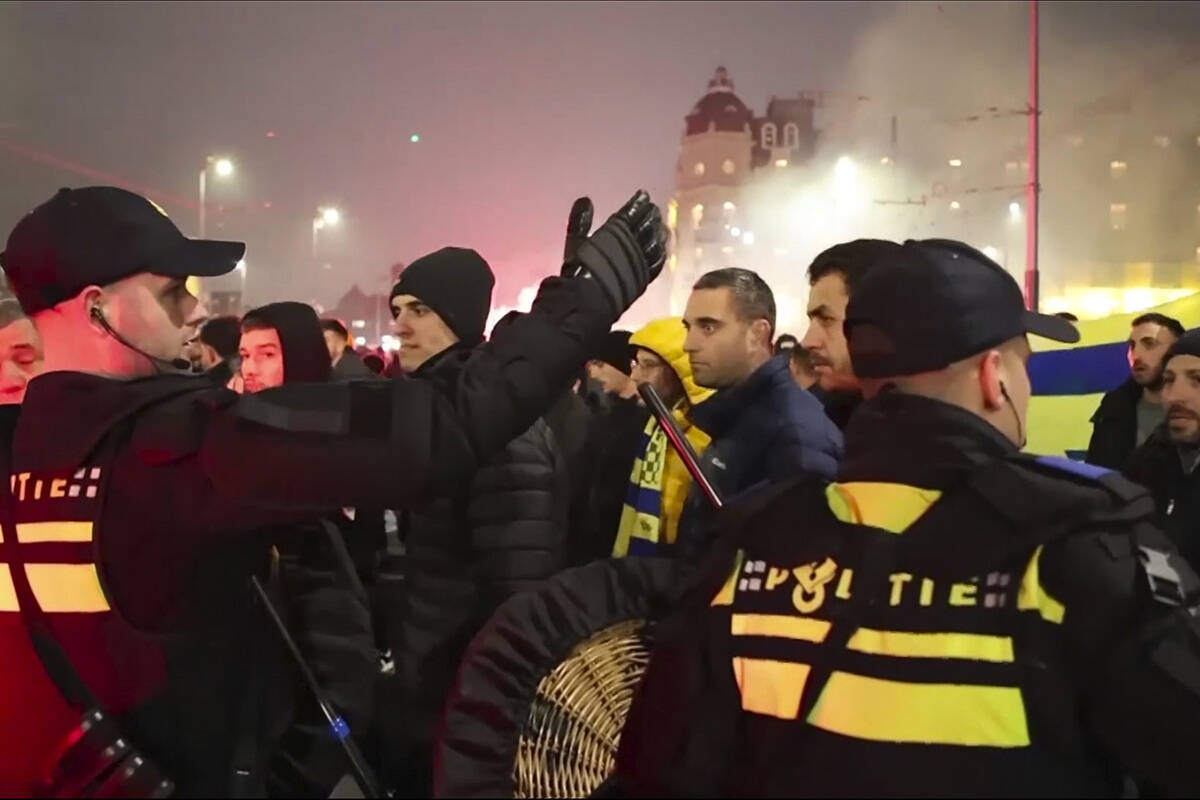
left=434, top=557, right=678, bottom=799
left=513, top=620, right=653, bottom=798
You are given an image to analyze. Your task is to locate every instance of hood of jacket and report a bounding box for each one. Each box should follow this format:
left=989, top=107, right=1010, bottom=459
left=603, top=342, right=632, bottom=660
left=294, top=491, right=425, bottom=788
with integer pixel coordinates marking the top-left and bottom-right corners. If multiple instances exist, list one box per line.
left=244, top=301, right=332, bottom=384
left=629, top=317, right=713, bottom=409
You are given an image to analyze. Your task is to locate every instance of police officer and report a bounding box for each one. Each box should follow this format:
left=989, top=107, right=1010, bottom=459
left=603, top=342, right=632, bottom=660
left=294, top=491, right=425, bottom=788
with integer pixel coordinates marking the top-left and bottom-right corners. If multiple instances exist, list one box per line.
left=0, top=185, right=664, bottom=796
left=616, top=239, right=1200, bottom=796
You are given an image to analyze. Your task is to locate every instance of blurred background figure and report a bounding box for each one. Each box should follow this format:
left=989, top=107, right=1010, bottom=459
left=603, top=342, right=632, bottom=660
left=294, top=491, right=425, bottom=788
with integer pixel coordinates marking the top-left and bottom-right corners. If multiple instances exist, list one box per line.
left=362, top=351, right=385, bottom=376
left=789, top=344, right=819, bottom=391
left=0, top=277, right=43, bottom=405
left=194, top=315, right=241, bottom=386
left=321, top=317, right=377, bottom=380
left=773, top=332, right=799, bottom=355
left=586, top=329, right=638, bottom=402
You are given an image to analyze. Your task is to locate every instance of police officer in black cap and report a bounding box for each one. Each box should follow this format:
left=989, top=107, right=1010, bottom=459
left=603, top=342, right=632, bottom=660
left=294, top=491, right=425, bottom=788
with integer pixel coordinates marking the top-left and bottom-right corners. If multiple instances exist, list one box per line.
left=0, top=185, right=664, bottom=796
left=616, top=239, right=1200, bottom=797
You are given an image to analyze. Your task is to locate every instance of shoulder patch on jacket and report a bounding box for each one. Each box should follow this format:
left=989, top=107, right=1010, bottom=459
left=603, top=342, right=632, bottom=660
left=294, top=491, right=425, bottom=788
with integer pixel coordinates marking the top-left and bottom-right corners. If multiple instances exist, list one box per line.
left=1033, top=455, right=1112, bottom=481
left=1013, top=452, right=1150, bottom=509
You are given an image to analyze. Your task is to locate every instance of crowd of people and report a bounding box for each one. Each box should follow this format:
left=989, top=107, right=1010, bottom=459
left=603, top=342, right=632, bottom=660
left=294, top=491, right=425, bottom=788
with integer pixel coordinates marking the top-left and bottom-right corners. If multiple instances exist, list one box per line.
left=0, top=184, right=1198, bottom=798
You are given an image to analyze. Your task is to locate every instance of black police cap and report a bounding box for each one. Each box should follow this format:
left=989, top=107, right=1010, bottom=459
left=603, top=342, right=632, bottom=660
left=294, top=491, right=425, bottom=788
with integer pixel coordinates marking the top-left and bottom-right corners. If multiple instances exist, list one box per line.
left=845, top=238, right=1079, bottom=378
left=0, top=186, right=245, bottom=314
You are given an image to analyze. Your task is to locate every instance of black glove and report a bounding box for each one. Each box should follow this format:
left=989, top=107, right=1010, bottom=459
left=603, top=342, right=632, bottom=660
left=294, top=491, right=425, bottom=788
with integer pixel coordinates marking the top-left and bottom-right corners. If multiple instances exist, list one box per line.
left=563, top=190, right=666, bottom=318
left=563, top=197, right=594, bottom=263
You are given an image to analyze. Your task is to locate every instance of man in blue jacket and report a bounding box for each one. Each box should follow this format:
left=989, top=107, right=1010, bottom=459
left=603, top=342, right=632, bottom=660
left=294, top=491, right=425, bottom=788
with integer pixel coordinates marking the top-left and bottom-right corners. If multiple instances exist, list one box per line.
left=678, top=268, right=842, bottom=560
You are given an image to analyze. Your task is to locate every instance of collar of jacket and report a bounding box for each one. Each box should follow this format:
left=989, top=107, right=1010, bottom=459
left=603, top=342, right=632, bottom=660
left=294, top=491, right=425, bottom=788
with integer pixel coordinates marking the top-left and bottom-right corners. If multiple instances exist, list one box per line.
left=1143, top=424, right=1200, bottom=475
left=691, top=353, right=790, bottom=438
left=411, top=342, right=475, bottom=392
left=1097, top=376, right=1144, bottom=416
left=838, top=389, right=1017, bottom=489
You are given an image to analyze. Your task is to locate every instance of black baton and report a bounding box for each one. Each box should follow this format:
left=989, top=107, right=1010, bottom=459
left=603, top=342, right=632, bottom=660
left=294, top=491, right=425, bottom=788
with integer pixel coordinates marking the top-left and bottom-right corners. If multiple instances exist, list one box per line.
left=251, top=576, right=387, bottom=798
left=638, top=383, right=723, bottom=510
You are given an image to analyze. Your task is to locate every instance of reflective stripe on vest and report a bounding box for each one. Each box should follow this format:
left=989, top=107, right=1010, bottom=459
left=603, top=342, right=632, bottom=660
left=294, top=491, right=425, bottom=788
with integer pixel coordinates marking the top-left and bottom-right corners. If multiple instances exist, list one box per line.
left=2, top=469, right=111, bottom=614
left=718, top=480, right=1062, bottom=748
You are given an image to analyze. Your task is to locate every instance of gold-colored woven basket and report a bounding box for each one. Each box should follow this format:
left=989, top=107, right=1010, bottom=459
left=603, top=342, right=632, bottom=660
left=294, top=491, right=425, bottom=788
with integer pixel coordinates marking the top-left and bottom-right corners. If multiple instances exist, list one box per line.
left=513, top=619, right=653, bottom=798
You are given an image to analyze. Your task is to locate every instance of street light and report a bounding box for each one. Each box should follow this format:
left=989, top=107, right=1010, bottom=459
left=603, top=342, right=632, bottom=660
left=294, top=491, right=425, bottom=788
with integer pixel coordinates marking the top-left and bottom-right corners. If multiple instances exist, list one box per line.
left=235, top=259, right=247, bottom=306
left=1009, top=201, right=1022, bottom=222
left=199, top=156, right=234, bottom=238
left=312, top=206, right=341, bottom=258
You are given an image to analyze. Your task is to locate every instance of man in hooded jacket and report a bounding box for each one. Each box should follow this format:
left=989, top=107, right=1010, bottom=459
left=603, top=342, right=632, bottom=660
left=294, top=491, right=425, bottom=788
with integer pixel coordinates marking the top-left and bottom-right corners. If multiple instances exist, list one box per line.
left=236, top=301, right=380, bottom=797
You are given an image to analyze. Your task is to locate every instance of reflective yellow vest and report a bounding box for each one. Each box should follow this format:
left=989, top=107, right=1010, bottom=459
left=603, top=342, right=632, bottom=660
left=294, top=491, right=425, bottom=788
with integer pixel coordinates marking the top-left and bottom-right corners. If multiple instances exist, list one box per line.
left=713, top=479, right=1065, bottom=749
left=0, top=460, right=166, bottom=795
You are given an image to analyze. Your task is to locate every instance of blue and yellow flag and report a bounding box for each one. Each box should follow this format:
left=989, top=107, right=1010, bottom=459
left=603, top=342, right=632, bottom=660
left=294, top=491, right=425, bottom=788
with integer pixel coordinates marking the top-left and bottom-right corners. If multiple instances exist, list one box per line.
left=1027, top=292, right=1200, bottom=458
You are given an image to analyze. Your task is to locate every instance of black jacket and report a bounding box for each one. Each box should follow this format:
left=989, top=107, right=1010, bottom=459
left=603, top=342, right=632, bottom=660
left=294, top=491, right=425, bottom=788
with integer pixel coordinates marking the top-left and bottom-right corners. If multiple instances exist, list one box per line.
left=680, top=354, right=842, bottom=560
left=0, top=274, right=611, bottom=796
left=332, top=350, right=379, bottom=381
left=619, top=391, right=1200, bottom=797
left=1086, top=378, right=1143, bottom=469
left=1124, top=427, right=1200, bottom=569
left=269, top=519, right=377, bottom=797
left=543, top=388, right=614, bottom=567
left=381, top=345, right=571, bottom=793
left=557, top=392, right=648, bottom=567
left=816, top=388, right=863, bottom=431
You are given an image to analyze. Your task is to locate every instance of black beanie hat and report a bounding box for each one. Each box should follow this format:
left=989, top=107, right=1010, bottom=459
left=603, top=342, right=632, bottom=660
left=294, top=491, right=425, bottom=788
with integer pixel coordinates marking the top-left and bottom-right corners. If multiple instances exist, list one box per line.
left=241, top=301, right=331, bottom=383
left=594, top=330, right=634, bottom=375
left=390, top=247, right=495, bottom=346
left=1164, top=329, right=1200, bottom=368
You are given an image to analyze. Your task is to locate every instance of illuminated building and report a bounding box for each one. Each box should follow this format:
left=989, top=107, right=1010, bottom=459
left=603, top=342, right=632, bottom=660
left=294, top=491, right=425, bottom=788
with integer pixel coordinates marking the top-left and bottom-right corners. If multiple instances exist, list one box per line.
left=666, top=67, right=1200, bottom=324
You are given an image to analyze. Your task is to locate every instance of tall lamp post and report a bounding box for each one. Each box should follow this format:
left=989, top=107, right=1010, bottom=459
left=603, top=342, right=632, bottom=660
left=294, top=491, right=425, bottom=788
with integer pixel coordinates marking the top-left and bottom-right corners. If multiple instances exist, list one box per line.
left=1025, top=0, right=1040, bottom=310
left=312, top=206, right=341, bottom=258
left=235, top=259, right=247, bottom=310
left=198, top=156, right=234, bottom=238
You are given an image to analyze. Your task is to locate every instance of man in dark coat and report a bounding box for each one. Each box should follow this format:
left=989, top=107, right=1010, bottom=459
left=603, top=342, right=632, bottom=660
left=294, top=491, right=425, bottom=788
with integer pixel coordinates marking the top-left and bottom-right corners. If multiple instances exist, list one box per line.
left=380, top=247, right=572, bottom=794
left=1087, top=312, right=1184, bottom=470
left=800, top=238, right=902, bottom=429
left=568, top=329, right=648, bottom=565
left=194, top=314, right=241, bottom=387
left=679, top=268, right=842, bottom=561
left=321, top=317, right=378, bottom=381
left=1125, top=329, right=1200, bottom=569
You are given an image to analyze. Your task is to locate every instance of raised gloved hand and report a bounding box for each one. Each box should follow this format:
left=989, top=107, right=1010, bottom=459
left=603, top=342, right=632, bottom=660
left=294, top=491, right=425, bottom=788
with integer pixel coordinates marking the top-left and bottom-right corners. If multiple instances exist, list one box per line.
left=563, top=197, right=594, bottom=263
left=562, top=190, right=666, bottom=318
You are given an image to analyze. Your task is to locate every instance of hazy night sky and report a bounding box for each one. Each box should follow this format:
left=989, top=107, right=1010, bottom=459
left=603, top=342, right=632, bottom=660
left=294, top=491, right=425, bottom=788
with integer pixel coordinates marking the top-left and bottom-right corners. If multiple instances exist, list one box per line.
left=2, top=1, right=1198, bottom=311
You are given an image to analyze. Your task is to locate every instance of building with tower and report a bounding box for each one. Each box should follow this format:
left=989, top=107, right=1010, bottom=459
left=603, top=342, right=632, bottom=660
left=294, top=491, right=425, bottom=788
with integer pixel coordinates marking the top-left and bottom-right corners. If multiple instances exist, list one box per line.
left=664, top=66, right=1200, bottom=326
left=665, top=67, right=824, bottom=318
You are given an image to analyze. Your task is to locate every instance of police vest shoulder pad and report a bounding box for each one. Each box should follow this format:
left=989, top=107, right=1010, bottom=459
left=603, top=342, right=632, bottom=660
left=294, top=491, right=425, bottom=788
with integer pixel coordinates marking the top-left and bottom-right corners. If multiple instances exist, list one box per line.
left=895, top=455, right=1153, bottom=581
left=1005, top=452, right=1155, bottom=524
left=129, top=389, right=217, bottom=465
